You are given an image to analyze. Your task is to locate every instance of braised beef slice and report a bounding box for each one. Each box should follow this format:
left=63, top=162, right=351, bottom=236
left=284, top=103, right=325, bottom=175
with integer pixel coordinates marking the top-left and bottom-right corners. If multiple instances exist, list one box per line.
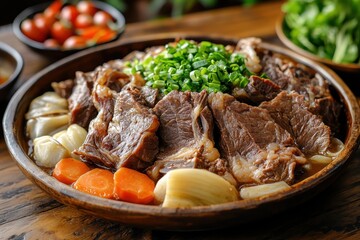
left=284, top=65, right=331, bottom=102
left=259, top=50, right=342, bottom=133
left=98, top=68, right=131, bottom=92
left=260, top=51, right=330, bottom=98
left=233, top=75, right=281, bottom=104
left=154, top=90, right=215, bottom=155
left=260, top=54, right=290, bottom=89
left=74, top=80, right=116, bottom=167
left=68, top=68, right=131, bottom=129
left=75, top=69, right=159, bottom=170
left=209, top=92, right=306, bottom=184
left=247, top=75, right=281, bottom=101
left=51, top=79, right=74, bottom=99
left=309, top=96, right=342, bottom=136
left=122, top=84, right=159, bottom=108
left=68, top=71, right=98, bottom=129
left=101, top=86, right=159, bottom=170
left=260, top=91, right=331, bottom=155
left=147, top=90, right=235, bottom=184
left=140, top=86, right=159, bottom=107
left=147, top=91, right=212, bottom=178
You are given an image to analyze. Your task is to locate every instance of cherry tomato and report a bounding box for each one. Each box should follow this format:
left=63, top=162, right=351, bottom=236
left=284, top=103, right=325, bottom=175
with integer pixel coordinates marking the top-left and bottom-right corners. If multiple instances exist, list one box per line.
left=44, top=38, right=60, bottom=48
left=76, top=1, right=97, bottom=16
left=63, top=35, right=88, bottom=49
left=34, top=13, right=53, bottom=36
left=93, top=11, right=113, bottom=27
left=74, top=13, right=93, bottom=28
left=21, top=19, right=47, bottom=42
left=51, top=20, right=73, bottom=44
left=60, top=5, right=79, bottom=25
left=44, top=0, right=62, bottom=20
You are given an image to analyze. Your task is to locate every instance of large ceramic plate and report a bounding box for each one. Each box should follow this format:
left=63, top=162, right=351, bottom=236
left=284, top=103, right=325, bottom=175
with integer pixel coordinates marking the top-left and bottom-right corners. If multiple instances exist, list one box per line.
left=3, top=34, right=360, bottom=231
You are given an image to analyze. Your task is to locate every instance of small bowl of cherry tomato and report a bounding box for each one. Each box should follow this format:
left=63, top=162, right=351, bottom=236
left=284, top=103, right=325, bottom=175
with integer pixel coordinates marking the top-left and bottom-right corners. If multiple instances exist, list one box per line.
left=13, top=0, right=125, bottom=58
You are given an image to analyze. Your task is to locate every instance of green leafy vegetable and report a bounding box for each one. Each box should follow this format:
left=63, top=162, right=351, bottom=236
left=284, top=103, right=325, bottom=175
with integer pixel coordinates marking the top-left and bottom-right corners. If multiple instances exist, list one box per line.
left=128, top=40, right=254, bottom=94
left=282, top=0, right=360, bottom=64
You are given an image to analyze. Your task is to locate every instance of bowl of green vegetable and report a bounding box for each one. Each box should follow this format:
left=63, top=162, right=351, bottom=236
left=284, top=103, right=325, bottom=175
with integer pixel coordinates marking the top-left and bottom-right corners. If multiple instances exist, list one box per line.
left=276, top=0, right=360, bottom=73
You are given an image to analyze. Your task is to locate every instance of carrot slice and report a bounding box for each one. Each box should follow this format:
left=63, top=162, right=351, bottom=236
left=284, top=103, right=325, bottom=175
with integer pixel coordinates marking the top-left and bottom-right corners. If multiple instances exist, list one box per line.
left=95, top=29, right=116, bottom=43
left=77, top=25, right=116, bottom=44
left=113, top=167, right=155, bottom=204
left=77, top=25, right=107, bottom=39
left=73, top=168, right=114, bottom=199
left=52, top=158, right=90, bottom=185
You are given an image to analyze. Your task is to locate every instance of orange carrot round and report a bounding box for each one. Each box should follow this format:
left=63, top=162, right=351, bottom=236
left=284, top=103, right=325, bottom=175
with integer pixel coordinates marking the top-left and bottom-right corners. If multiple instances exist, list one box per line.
left=52, top=158, right=90, bottom=185
left=73, top=168, right=114, bottom=199
left=95, top=29, right=116, bottom=43
left=113, top=167, right=155, bottom=204
left=77, top=25, right=116, bottom=44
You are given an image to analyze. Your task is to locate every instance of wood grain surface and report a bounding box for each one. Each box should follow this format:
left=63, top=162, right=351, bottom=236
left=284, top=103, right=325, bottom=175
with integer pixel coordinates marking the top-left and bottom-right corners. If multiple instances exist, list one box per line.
left=1, top=1, right=360, bottom=239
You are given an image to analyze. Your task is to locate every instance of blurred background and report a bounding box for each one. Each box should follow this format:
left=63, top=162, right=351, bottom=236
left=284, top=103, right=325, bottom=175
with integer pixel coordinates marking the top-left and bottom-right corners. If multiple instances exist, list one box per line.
left=0, top=0, right=269, bottom=26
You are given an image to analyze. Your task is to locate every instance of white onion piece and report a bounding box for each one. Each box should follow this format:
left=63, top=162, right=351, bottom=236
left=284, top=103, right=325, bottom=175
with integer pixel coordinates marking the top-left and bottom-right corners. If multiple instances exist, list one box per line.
left=25, top=92, right=68, bottom=119
left=53, top=124, right=87, bottom=159
left=240, top=181, right=291, bottom=199
left=309, top=155, right=333, bottom=164
left=326, top=138, right=344, bottom=157
left=153, top=173, right=169, bottom=204
left=26, top=114, right=70, bottom=139
left=33, top=136, right=70, bottom=168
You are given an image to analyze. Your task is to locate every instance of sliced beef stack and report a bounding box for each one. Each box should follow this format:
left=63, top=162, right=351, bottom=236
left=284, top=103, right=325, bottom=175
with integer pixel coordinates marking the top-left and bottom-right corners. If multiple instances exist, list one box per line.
left=49, top=38, right=344, bottom=188
left=308, top=96, right=342, bottom=135
left=51, top=79, right=74, bottom=99
left=259, top=91, right=331, bottom=155
left=147, top=90, right=236, bottom=185
left=66, top=71, right=97, bottom=129
left=232, top=75, right=281, bottom=104
left=231, top=38, right=341, bottom=134
left=66, top=71, right=98, bottom=129
left=75, top=68, right=160, bottom=170
left=100, top=85, right=159, bottom=169
left=259, top=50, right=341, bottom=133
left=63, top=68, right=130, bottom=129
left=74, top=71, right=116, bottom=168
left=208, top=92, right=307, bottom=184
left=260, top=52, right=329, bottom=100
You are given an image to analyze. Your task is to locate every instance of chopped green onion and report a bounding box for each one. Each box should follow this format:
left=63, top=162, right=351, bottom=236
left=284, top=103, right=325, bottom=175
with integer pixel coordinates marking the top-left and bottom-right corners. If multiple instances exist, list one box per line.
left=128, top=40, right=257, bottom=94
left=153, top=80, right=166, bottom=88
left=193, top=59, right=209, bottom=69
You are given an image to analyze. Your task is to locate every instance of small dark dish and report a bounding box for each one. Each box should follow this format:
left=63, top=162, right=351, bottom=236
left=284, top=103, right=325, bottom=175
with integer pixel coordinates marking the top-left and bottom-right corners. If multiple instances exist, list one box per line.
left=3, top=34, right=360, bottom=231
left=276, top=16, right=360, bottom=73
left=12, top=0, right=125, bottom=59
left=0, top=42, right=23, bottom=101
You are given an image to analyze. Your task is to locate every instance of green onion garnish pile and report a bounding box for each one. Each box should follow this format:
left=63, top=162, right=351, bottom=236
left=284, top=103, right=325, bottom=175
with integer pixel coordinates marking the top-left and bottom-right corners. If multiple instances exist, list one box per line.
left=128, top=40, right=254, bottom=94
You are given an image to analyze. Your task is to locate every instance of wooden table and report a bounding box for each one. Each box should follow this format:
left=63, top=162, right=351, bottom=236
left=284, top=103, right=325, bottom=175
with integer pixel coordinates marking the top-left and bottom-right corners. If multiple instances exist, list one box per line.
left=1, top=1, right=360, bottom=239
